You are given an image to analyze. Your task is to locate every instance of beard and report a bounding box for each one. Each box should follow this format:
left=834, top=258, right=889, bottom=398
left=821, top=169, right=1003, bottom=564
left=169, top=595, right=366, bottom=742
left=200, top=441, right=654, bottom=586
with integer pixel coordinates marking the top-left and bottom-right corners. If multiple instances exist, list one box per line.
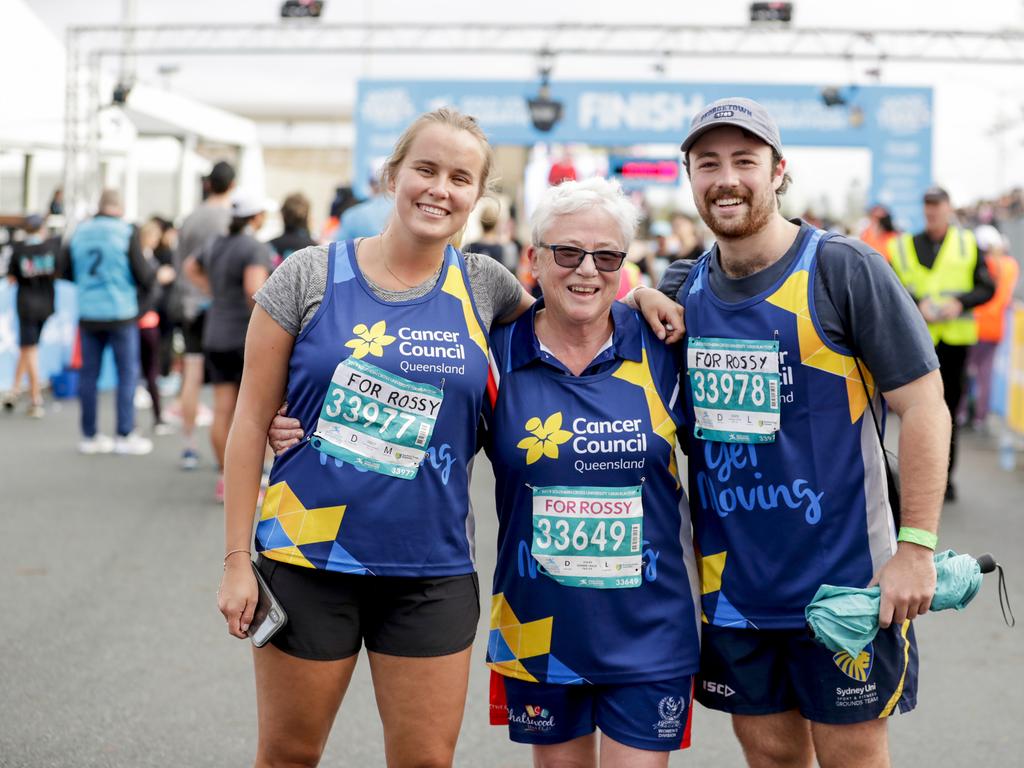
left=697, top=182, right=776, bottom=241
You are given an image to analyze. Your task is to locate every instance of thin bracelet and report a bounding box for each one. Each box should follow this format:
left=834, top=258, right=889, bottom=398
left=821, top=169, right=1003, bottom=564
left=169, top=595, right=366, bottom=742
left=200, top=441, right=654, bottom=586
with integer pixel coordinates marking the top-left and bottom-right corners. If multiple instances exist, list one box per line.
left=897, top=527, right=938, bottom=551
left=223, top=548, right=251, bottom=567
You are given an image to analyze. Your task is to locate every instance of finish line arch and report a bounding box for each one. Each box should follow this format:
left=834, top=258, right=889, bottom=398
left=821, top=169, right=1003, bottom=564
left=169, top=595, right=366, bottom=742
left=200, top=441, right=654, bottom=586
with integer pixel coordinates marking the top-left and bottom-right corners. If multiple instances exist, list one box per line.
left=355, top=80, right=932, bottom=231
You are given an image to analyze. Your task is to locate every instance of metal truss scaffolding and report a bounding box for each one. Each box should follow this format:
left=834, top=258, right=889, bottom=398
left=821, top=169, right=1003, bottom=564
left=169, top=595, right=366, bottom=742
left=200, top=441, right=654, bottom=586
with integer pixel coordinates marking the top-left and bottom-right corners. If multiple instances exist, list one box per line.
left=64, top=22, right=1024, bottom=215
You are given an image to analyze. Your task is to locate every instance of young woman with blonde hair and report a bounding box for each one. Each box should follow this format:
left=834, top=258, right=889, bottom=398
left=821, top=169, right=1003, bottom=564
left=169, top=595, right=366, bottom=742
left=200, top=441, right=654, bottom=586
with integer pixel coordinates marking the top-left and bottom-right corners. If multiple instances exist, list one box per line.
left=217, top=108, right=531, bottom=767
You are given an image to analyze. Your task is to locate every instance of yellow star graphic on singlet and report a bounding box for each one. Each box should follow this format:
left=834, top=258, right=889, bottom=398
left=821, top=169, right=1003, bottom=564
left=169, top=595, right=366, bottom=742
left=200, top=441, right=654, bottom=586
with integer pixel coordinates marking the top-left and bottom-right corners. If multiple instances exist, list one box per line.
left=766, top=270, right=876, bottom=423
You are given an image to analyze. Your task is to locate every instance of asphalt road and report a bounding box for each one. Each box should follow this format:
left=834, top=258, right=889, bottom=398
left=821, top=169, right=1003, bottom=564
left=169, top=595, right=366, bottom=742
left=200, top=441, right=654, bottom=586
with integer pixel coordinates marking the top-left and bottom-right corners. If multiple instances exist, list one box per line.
left=2, top=395, right=1022, bottom=767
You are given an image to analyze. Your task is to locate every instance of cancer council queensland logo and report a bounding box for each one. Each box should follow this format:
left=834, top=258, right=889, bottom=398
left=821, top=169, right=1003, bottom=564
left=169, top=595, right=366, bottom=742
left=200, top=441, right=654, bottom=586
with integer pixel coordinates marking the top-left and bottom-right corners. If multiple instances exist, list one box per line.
left=345, top=320, right=396, bottom=359
left=517, top=412, right=573, bottom=464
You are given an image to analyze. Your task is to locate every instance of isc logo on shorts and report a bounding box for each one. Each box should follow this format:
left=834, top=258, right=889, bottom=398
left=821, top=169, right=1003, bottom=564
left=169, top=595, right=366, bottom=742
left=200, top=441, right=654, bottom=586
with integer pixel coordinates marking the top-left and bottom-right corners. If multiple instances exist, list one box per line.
left=702, top=680, right=735, bottom=697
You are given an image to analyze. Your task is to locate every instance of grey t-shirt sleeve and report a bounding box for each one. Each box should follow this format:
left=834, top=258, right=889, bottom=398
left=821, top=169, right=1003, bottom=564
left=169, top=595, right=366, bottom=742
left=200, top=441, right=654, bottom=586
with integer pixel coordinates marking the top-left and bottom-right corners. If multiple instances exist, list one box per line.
left=657, top=258, right=695, bottom=301
left=815, top=236, right=939, bottom=392
left=464, top=251, right=525, bottom=328
left=254, top=244, right=329, bottom=336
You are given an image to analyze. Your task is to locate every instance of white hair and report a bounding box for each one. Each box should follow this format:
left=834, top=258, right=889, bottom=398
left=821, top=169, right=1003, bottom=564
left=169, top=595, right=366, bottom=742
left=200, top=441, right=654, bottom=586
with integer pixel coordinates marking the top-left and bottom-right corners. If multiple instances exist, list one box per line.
left=531, top=177, right=640, bottom=248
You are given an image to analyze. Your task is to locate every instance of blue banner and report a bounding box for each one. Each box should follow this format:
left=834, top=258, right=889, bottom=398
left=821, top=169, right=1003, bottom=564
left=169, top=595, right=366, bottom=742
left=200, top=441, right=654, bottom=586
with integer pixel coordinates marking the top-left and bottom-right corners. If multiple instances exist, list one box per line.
left=355, top=80, right=932, bottom=231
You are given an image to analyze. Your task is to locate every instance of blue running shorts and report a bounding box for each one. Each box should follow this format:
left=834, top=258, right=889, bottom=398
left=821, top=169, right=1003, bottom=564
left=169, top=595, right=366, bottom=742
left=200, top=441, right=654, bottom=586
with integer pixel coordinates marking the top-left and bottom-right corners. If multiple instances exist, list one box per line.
left=696, top=621, right=918, bottom=724
left=493, top=673, right=694, bottom=752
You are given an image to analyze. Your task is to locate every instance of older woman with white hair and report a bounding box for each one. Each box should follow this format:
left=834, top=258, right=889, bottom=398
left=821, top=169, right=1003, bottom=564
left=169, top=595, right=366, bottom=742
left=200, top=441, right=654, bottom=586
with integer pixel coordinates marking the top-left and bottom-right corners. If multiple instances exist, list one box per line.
left=483, top=177, right=700, bottom=767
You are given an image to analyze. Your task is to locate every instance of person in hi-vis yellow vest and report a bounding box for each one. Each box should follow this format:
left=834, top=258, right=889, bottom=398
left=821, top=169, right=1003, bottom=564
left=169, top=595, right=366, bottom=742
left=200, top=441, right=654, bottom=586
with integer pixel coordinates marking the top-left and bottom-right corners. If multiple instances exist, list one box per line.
left=889, top=186, right=994, bottom=501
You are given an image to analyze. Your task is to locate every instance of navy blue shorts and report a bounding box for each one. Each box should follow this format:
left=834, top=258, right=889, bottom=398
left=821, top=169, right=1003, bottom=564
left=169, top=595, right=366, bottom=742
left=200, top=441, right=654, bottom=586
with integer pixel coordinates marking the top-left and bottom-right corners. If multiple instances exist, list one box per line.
left=492, top=672, right=694, bottom=752
left=696, top=622, right=918, bottom=724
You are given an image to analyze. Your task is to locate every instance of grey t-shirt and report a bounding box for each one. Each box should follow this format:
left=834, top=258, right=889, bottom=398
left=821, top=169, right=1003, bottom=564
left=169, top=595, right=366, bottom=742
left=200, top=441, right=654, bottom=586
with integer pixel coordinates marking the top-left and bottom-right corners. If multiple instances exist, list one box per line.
left=255, top=243, right=525, bottom=337
left=658, top=221, right=939, bottom=392
left=177, top=202, right=231, bottom=319
left=199, top=232, right=273, bottom=351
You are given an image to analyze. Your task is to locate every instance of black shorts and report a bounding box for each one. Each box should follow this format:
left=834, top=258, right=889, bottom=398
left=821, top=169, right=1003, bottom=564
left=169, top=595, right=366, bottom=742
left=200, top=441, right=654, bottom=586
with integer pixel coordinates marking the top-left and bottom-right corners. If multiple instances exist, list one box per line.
left=18, top=318, right=46, bottom=347
left=182, top=312, right=206, bottom=354
left=255, top=556, right=480, bottom=661
left=204, top=347, right=245, bottom=385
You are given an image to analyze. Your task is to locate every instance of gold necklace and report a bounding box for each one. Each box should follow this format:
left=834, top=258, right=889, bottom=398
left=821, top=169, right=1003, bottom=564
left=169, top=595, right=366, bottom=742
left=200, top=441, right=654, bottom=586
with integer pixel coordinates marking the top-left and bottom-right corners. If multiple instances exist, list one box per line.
left=379, top=231, right=444, bottom=289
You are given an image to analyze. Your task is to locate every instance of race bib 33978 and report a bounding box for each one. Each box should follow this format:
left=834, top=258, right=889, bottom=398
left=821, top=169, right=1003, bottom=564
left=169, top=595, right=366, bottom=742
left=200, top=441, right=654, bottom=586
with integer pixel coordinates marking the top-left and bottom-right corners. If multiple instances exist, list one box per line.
left=687, top=337, right=781, bottom=444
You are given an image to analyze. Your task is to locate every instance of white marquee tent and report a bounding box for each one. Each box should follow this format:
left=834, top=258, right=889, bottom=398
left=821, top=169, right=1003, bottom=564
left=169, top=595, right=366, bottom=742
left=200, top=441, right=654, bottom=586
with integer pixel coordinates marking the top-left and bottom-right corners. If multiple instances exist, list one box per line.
left=0, top=0, right=265, bottom=221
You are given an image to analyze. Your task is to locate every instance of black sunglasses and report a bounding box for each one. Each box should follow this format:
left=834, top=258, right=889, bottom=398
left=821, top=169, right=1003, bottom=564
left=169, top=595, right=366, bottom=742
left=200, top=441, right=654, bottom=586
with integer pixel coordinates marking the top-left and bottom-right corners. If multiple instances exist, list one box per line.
left=538, top=242, right=627, bottom=272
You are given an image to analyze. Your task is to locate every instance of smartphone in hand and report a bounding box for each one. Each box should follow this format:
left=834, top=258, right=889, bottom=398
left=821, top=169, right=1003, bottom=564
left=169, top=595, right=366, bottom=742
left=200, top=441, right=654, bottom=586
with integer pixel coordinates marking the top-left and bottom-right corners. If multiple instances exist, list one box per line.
left=248, top=561, right=288, bottom=648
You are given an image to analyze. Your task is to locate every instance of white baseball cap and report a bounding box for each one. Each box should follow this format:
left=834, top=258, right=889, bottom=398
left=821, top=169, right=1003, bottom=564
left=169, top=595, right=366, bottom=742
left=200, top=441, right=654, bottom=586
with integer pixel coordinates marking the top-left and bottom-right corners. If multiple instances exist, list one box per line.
left=231, top=193, right=267, bottom=219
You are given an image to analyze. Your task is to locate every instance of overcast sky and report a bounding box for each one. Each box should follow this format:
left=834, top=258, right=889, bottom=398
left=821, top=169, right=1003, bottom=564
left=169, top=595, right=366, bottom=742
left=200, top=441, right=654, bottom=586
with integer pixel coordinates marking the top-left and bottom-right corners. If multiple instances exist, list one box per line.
left=19, top=0, right=1024, bottom=205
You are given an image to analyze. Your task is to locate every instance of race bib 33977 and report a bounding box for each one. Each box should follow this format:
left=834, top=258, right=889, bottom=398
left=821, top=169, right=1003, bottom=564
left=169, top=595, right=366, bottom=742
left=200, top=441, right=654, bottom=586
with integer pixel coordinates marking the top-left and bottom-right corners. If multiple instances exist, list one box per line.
left=311, top=357, right=443, bottom=480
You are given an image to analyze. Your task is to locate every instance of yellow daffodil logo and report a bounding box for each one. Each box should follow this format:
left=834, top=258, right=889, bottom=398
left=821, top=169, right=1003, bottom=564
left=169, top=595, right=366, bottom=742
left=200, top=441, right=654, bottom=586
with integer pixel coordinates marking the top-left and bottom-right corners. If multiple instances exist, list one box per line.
left=517, top=412, right=573, bottom=465
left=345, top=320, right=396, bottom=359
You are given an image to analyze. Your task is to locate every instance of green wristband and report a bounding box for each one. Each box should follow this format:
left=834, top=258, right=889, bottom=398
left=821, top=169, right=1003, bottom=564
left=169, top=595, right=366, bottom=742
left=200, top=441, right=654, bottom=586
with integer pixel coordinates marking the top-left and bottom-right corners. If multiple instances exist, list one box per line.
left=897, top=527, right=937, bottom=550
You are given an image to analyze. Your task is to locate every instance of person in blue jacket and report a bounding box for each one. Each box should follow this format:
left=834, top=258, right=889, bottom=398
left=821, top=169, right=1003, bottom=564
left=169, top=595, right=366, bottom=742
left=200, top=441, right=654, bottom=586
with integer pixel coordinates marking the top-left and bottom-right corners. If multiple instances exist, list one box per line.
left=68, top=189, right=156, bottom=455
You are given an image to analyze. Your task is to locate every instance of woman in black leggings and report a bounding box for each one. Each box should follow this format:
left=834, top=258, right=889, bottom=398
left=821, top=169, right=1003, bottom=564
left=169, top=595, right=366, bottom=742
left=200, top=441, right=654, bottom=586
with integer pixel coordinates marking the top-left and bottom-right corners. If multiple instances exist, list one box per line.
left=138, top=220, right=176, bottom=433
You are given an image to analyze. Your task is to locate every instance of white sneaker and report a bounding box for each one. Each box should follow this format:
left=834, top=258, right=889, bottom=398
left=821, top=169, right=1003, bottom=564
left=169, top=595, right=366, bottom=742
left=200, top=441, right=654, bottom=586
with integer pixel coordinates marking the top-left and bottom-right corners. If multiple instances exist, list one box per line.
left=196, top=403, right=214, bottom=428
left=114, top=432, right=154, bottom=455
left=153, top=422, right=176, bottom=437
left=79, top=434, right=115, bottom=454
left=134, top=386, right=153, bottom=410
left=158, top=373, right=181, bottom=398
left=180, top=448, right=199, bottom=470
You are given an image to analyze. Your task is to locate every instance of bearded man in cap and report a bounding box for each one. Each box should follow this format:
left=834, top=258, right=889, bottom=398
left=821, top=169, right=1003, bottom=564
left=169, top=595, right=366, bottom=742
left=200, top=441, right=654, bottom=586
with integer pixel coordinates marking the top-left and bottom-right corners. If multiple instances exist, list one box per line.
left=629, top=97, right=949, bottom=767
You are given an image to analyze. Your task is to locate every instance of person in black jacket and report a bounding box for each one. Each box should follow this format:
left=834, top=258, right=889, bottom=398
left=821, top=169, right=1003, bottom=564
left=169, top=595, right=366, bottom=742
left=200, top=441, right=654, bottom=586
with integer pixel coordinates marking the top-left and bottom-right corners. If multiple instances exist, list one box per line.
left=268, top=193, right=317, bottom=268
left=4, top=214, right=62, bottom=418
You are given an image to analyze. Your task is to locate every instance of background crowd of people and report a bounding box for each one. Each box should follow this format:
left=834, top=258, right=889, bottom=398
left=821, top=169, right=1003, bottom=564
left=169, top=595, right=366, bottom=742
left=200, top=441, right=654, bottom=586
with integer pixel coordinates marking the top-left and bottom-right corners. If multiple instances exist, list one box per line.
left=1, top=164, right=1021, bottom=500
